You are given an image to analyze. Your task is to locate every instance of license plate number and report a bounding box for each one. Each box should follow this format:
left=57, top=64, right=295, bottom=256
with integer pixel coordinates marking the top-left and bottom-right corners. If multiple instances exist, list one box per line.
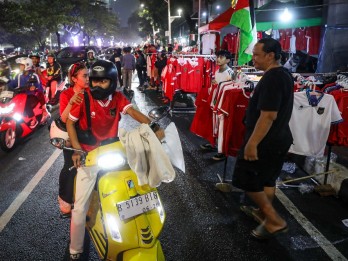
left=117, top=191, right=160, bottom=221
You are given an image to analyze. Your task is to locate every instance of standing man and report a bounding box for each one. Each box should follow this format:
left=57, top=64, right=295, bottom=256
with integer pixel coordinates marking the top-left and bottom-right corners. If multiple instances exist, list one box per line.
left=121, top=46, right=135, bottom=91
left=232, top=38, right=294, bottom=240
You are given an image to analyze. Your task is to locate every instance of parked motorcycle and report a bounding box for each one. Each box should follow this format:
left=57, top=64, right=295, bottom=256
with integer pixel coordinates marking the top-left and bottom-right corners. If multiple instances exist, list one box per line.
left=50, top=106, right=184, bottom=261
left=0, top=82, right=46, bottom=152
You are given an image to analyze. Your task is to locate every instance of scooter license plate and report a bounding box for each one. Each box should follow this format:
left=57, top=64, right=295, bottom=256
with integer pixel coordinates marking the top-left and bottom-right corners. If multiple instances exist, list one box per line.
left=117, top=191, right=160, bottom=221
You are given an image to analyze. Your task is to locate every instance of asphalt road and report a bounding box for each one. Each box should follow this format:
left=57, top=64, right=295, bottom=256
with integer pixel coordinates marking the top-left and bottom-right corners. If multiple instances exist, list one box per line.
left=0, top=83, right=348, bottom=261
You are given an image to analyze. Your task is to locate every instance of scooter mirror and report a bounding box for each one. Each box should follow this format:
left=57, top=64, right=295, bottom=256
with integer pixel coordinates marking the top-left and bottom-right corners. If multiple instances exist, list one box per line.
left=148, top=106, right=170, bottom=121
left=50, top=138, right=66, bottom=149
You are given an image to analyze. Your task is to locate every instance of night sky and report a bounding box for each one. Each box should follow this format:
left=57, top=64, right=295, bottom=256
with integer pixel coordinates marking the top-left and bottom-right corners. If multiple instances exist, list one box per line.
left=112, top=0, right=140, bottom=27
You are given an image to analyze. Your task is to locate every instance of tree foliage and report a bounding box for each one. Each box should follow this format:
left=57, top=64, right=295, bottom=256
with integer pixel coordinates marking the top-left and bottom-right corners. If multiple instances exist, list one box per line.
left=0, top=0, right=120, bottom=50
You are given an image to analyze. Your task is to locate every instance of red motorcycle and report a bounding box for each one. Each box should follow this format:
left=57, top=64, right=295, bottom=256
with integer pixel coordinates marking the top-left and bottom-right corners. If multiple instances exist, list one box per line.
left=40, top=69, right=66, bottom=111
left=0, top=84, right=47, bottom=152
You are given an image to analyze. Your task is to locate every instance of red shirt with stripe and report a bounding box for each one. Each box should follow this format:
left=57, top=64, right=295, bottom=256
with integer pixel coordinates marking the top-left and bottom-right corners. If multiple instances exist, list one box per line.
left=68, top=89, right=132, bottom=151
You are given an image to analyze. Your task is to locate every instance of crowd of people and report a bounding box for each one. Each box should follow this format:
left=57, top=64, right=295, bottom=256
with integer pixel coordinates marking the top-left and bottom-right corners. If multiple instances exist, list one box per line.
left=0, top=38, right=295, bottom=260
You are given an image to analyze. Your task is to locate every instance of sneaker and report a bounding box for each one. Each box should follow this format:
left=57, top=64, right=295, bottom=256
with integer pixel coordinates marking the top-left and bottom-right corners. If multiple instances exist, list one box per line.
left=200, top=143, right=217, bottom=151
left=212, top=153, right=226, bottom=161
left=70, top=253, right=82, bottom=260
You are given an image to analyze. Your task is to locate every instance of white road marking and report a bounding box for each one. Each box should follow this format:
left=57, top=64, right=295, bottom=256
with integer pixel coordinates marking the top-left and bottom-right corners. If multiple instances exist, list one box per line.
left=0, top=149, right=62, bottom=233
left=276, top=189, right=348, bottom=261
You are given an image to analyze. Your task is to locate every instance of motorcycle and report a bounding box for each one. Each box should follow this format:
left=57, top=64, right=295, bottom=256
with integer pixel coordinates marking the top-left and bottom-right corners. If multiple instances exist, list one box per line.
left=41, top=69, right=66, bottom=111
left=50, top=106, right=184, bottom=261
left=0, top=80, right=46, bottom=152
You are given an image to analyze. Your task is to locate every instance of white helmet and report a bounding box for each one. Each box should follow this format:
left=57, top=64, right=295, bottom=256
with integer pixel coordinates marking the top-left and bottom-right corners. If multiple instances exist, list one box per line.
left=15, top=57, right=33, bottom=71
left=87, top=49, right=95, bottom=56
left=49, top=118, right=69, bottom=141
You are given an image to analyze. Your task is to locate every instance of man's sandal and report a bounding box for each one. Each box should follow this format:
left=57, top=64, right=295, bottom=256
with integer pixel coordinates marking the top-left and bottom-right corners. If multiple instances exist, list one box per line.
left=251, top=224, right=289, bottom=240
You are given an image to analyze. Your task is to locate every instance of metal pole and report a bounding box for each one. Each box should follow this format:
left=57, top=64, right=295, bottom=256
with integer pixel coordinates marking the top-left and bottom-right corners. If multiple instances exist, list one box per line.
left=198, top=0, right=201, bottom=53
left=168, top=0, right=172, bottom=44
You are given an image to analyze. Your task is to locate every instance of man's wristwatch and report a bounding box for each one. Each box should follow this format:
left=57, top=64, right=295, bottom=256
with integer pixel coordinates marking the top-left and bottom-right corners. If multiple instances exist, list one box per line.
left=149, top=122, right=160, bottom=132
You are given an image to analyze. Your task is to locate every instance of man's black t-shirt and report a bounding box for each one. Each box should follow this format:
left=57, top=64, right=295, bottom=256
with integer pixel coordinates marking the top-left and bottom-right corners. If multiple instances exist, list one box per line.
left=244, top=66, right=294, bottom=150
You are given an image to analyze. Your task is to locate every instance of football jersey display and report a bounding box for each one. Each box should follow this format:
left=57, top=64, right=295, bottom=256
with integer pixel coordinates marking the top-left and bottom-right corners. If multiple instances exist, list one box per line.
left=289, top=90, right=343, bottom=157
left=202, top=33, right=216, bottom=54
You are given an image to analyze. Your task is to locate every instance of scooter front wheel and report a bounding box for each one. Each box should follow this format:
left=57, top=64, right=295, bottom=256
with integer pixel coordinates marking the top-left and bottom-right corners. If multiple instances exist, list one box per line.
left=0, top=128, right=17, bottom=152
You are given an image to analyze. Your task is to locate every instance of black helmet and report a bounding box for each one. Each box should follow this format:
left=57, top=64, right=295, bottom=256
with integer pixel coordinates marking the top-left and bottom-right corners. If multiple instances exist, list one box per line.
left=89, top=60, right=118, bottom=100
left=29, top=52, right=40, bottom=58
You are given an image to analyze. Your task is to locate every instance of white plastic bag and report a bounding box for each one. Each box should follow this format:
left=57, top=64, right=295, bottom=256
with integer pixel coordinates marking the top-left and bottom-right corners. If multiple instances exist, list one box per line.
left=162, top=122, right=185, bottom=173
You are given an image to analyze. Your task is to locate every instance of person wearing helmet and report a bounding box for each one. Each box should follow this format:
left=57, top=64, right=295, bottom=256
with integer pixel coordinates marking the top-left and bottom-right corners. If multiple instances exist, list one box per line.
left=65, top=60, right=164, bottom=260
left=86, top=49, right=98, bottom=69
left=51, top=62, right=88, bottom=217
left=8, top=57, right=50, bottom=126
left=29, top=52, right=42, bottom=76
left=46, top=52, right=62, bottom=104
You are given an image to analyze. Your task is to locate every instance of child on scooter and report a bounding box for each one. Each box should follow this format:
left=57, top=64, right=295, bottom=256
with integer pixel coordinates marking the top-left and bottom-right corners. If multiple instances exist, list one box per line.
left=66, top=60, right=164, bottom=260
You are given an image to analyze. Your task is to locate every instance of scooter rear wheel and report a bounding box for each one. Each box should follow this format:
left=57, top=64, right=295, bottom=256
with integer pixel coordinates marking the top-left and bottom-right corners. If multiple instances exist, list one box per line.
left=0, top=128, right=16, bottom=152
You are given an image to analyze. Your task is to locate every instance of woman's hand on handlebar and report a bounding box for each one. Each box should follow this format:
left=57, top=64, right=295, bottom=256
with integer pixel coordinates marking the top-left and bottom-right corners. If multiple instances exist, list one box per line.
left=72, top=151, right=84, bottom=168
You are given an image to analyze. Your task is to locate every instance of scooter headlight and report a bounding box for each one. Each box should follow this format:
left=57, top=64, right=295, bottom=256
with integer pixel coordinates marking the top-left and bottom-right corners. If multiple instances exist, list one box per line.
left=106, top=213, right=122, bottom=243
left=97, top=153, right=126, bottom=170
left=0, top=103, right=15, bottom=115
left=13, top=112, right=22, bottom=121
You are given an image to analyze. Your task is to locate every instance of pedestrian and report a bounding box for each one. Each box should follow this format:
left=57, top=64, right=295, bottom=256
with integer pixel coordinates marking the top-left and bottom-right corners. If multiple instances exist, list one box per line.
left=121, top=46, right=135, bottom=91
left=109, top=48, right=123, bottom=87
left=154, top=52, right=167, bottom=90
left=66, top=60, right=164, bottom=260
left=56, top=62, right=87, bottom=217
left=135, top=50, right=146, bottom=88
left=232, top=38, right=294, bottom=240
left=200, top=50, right=234, bottom=161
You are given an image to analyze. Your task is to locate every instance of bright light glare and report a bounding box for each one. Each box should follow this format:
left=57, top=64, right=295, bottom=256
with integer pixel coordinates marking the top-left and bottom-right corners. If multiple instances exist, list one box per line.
left=98, top=153, right=126, bottom=170
left=13, top=112, right=22, bottom=121
left=106, top=213, right=122, bottom=242
left=140, top=3, right=144, bottom=8
left=96, top=38, right=102, bottom=47
left=0, top=103, right=15, bottom=114
left=280, top=8, right=292, bottom=22
left=178, top=9, right=182, bottom=16
left=216, top=5, right=220, bottom=10
left=72, top=36, right=79, bottom=46
left=202, top=12, right=207, bottom=17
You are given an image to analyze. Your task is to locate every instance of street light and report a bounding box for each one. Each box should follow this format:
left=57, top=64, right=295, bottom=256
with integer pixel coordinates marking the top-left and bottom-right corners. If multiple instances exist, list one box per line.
left=164, top=0, right=182, bottom=44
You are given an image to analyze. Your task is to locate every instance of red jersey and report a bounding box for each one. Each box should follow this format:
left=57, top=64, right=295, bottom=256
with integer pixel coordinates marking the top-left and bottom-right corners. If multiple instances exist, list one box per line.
left=305, top=26, right=321, bottom=55
left=294, top=28, right=306, bottom=51
left=68, top=90, right=132, bottom=151
left=59, top=87, right=75, bottom=115
left=219, top=89, right=249, bottom=156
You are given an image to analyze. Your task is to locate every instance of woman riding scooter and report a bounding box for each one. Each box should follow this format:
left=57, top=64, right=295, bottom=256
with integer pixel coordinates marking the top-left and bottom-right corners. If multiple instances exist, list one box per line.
left=66, top=60, right=164, bottom=260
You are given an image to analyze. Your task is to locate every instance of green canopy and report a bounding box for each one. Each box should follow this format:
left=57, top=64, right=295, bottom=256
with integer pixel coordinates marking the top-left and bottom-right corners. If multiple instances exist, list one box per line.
left=256, top=17, right=322, bottom=31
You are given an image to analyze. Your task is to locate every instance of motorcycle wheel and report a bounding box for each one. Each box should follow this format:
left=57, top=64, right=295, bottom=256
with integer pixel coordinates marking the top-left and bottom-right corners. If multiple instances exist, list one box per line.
left=0, top=128, right=16, bottom=152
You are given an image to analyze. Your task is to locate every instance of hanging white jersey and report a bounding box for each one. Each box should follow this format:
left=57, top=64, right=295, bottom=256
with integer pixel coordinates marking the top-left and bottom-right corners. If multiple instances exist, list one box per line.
left=289, top=91, right=343, bottom=157
left=202, top=33, right=216, bottom=55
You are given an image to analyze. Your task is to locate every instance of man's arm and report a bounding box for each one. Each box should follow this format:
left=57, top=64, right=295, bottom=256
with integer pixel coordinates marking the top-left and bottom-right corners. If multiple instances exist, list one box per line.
left=126, top=107, right=151, bottom=124
left=126, top=107, right=165, bottom=140
left=244, top=110, right=277, bottom=161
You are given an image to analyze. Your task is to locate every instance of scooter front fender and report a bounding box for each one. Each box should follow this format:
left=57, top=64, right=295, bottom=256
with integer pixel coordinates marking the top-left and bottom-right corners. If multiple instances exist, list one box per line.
left=0, top=119, right=16, bottom=132
left=121, top=240, right=165, bottom=261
